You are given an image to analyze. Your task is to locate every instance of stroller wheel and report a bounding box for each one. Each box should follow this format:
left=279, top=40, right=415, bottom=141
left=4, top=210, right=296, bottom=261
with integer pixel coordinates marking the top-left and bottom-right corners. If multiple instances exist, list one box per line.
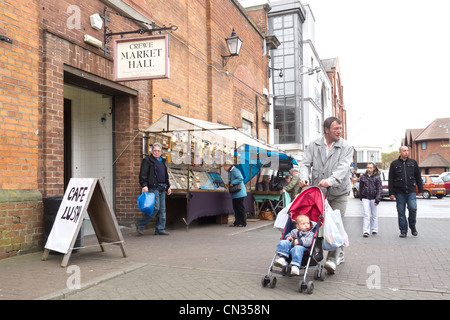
left=269, top=276, right=277, bottom=288
left=306, top=281, right=314, bottom=294
left=299, top=281, right=307, bottom=293
left=261, top=275, right=270, bottom=287
left=314, top=268, right=324, bottom=281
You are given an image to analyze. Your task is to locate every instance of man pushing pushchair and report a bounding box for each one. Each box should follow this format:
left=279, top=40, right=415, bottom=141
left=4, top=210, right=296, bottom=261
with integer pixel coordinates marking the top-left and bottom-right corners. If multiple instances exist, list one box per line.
left=298, top=117, right=353, bottom=274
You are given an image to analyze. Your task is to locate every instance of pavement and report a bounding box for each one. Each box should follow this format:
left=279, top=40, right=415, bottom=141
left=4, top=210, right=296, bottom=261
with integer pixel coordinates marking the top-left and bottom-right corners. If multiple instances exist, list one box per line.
left=1, top=197, right=450, bottom=302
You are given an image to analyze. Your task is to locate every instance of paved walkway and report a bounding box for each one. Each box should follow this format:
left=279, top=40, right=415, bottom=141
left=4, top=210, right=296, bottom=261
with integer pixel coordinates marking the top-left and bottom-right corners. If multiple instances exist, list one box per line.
left=1, top=211, right=449, bottom=301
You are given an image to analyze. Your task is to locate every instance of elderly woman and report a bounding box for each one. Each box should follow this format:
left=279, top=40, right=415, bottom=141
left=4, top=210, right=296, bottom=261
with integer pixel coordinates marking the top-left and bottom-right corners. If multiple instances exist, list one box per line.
left=223, top=160, right=247, bottom=227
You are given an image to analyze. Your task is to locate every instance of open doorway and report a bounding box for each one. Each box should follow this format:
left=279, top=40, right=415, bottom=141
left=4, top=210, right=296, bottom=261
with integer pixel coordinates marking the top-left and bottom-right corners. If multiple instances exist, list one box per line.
left=63, top=84, right=114, bottom=205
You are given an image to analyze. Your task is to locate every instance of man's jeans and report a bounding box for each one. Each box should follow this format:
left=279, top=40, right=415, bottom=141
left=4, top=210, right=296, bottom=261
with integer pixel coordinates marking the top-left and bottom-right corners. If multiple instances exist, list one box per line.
left=136, top=188, right=167, bottom=233
left=276, top=240, right=307, bottom=267
left=395, top=192, right=417, bottom=233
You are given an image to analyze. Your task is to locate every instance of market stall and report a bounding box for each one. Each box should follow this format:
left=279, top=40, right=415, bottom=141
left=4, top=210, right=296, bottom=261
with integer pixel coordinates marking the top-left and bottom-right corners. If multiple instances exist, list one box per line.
left=143, top=113, right=294, bottom=227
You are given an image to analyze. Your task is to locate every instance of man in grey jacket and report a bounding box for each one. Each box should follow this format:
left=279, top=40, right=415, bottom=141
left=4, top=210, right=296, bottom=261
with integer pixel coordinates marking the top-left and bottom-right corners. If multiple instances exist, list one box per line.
left=299, top=117, right=354, bottom=274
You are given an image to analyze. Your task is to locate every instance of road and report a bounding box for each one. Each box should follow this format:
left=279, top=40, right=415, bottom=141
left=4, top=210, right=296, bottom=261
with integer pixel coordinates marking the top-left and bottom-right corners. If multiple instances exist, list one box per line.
left=347, top=193, right=450, bottom=219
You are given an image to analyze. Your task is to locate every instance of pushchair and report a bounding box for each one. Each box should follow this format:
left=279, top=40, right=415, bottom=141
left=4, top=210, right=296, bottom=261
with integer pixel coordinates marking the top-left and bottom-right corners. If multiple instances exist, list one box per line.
left=261, top=187, right=325, bottom=294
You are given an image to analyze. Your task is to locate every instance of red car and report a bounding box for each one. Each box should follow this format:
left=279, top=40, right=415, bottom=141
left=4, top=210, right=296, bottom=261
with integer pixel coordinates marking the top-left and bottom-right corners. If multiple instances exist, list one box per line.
left=440, top=173, right=450, bottom=195
left=417, top=175, right=446, bottom=199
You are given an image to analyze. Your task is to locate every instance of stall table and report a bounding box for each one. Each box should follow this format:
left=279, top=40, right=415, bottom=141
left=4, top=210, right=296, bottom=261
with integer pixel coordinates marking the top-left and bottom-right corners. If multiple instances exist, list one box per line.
left=170, top=189, right=255, bottom=229
left=252, top=190, right=289, bottom=217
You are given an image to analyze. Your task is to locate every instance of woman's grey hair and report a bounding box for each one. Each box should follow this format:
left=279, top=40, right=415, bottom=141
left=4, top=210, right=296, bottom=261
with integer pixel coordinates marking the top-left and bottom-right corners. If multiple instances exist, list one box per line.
left=152, top=142, right=163, bottom=150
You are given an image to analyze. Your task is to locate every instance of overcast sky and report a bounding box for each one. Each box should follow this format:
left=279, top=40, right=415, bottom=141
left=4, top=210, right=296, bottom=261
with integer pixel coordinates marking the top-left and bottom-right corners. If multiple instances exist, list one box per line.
left=302, top=0, right=450, bottom=152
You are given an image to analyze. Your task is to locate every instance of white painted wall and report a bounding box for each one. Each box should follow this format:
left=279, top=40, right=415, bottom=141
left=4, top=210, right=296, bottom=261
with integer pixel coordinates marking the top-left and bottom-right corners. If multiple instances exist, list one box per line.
left=64, top=85, right=114, bottom=204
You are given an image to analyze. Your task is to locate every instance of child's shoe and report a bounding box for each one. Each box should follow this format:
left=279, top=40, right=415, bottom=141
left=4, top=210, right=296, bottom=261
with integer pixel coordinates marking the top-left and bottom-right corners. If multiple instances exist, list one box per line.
left=290, top=265, right=300, bottom=276
left=274, top=256, right=287, bottom=268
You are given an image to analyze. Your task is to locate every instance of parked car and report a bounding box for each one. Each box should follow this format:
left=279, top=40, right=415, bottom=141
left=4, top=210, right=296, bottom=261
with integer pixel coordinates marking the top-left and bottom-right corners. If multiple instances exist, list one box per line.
left=439, top=172, right=450, bottom=195
left=352, top=170, right=389, bottom=199
left=352, top=178, right=360, bottom=198
left=380, top=170, right=389, bottom=198
left=417, top=175, right=446, bottom=199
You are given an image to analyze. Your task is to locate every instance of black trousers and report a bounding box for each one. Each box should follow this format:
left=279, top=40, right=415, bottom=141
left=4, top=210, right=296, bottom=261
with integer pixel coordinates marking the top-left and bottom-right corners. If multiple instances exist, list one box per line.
left=232, top=197, right=246, bottom=226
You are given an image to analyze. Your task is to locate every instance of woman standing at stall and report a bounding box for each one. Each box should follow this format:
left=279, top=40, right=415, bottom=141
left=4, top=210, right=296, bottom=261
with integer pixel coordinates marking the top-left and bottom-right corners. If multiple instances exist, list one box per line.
left=223, top=160, right=247, bottom=227
left=359, top=162, right=382, bottom=237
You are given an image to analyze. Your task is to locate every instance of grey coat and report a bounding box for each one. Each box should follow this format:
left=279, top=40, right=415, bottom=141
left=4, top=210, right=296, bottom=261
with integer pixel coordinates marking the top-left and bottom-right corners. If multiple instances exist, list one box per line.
left=300, top=137, right=353, bottom=197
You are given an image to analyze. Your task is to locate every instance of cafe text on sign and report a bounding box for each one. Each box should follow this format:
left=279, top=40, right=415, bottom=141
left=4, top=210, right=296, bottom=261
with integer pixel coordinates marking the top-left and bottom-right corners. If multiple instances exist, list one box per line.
left=43, top=178, right=127, bottom=267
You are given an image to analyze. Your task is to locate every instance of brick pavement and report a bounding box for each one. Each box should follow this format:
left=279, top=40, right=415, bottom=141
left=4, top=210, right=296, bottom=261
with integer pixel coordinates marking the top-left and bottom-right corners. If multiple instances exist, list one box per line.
left=1, top=210, right=449, bottom=301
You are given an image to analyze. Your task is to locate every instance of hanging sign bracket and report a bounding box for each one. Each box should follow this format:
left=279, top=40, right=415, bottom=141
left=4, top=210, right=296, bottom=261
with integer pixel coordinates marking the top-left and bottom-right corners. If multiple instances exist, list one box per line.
left=101, top=6, right=177, bottom=56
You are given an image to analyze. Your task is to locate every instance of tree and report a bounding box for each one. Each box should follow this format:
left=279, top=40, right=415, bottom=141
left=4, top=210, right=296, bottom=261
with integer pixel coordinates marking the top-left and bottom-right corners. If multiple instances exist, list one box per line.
left=382, top=151, right=398, bottom=170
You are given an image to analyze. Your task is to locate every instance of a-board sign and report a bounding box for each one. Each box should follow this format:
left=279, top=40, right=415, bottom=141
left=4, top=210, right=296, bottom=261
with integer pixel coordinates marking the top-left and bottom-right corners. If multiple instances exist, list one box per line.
left=44, top=178, right=94, bottom=254
left=43, top=178, right=127, bottom=267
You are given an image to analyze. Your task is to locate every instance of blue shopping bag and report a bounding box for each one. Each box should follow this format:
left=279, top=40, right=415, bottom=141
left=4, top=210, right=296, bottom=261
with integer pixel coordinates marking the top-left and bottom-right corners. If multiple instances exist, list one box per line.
left=137, top=192, right=155, bottom=216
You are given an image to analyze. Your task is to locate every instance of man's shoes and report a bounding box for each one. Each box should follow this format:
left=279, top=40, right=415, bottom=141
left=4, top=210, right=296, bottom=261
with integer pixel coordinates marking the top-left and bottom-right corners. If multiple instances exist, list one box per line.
left=155, top=230, right=170, bottom=235
left=274, top=256, right=287, bottom=268
left=135, top=223, right=144, bottom=236
left=411, top=227, right=418, bottom=236
left=399, top=232, right=407, bottom=238
left=324, top=260, right=336, bottom=274
left=290, top=265, right=300, bottom=276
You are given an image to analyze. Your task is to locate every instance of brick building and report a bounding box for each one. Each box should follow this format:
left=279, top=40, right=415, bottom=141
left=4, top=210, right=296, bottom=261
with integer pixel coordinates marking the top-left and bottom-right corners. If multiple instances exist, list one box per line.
left=322, top=57, right=347, bottom=139
left=404, top=118, right=450, bottom=174
left=0, top=0, right=271, bottom=259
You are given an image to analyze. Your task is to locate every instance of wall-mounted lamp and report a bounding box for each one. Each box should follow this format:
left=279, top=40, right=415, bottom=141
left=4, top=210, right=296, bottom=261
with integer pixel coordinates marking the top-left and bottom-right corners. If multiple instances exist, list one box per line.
left=221, top=29, right=243, bottom=67
left=268, top=67, right=283, bottom=78
left=300, top=66, right=321, bottom=76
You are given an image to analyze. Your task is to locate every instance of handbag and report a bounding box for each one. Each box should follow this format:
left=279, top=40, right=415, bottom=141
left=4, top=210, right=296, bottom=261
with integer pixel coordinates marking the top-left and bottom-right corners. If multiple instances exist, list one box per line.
left=137, top=192, right=155, bottom=216
left=259, top=210, right=273, bottom=221
left=228, top=184, right=241, bottom=193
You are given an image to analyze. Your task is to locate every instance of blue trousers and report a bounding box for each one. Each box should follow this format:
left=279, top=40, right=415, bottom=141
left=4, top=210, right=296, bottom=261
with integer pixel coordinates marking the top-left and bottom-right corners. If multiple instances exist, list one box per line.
left=136, top=188, right=167, bottom=233
left=395, top=192, right=417, bottom=233
left=276, top=240, right=307, bottom=267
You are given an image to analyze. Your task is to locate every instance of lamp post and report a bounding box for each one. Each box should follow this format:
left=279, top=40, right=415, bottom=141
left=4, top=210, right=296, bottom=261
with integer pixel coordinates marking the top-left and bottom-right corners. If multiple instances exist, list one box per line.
left=221, top=29, right=243, bottom=67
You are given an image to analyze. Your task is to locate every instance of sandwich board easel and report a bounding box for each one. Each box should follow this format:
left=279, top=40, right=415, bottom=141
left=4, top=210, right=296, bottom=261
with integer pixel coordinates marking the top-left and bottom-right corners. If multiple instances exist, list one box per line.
left=42, top=178, right=127, bottom=267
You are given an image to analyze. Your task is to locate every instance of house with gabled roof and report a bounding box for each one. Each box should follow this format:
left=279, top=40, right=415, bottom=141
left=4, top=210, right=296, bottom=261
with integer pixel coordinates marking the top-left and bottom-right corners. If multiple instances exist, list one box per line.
left=403, top=118, right=450, bottom=174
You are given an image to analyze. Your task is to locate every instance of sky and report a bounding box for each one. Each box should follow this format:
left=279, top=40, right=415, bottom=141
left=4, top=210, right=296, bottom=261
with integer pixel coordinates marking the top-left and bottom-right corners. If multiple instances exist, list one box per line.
left=300, top=0, right=450, bottom=152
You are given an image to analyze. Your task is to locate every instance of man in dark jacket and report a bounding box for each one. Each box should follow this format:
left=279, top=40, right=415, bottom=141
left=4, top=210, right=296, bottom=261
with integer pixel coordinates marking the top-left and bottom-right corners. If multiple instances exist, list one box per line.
left=136, top=142, right=171, bottom=236
left=388, top=146, right=423, bottom=238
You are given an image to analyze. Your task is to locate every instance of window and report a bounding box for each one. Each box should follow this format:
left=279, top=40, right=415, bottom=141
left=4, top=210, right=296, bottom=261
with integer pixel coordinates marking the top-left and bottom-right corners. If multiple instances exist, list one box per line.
left=421, top=142, right=427, bottom=150
left=357, top=151, right=364, bottom=163
left=274, top=97, right=297, bottom=143
left=269, top=12, right=303, bottom=146
left=242, top=119, right=252, bottom=135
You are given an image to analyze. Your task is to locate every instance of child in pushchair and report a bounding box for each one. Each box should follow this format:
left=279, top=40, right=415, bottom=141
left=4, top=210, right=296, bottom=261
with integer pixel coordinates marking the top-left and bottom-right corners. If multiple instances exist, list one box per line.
left=273, top=214, right=317, bottom=276
left=261, top=186, right=325, bottom=294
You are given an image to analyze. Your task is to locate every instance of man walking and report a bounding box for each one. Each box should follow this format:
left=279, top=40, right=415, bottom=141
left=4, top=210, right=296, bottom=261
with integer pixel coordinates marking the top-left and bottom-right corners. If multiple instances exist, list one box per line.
left=388, top=146, right=423, bottom=238
left=136, top=142, right=172, bottom=236
left=299, top=117, right=353, bottom=274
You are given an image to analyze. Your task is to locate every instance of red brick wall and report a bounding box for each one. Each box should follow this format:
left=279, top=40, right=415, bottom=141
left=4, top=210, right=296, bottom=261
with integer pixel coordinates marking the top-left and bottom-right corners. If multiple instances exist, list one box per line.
left=0, top=0, right=41, bottom=258
left=0, top=0, right=40, bottom=190
left=414, top=140, right=450, bottom=174
left=1, top=0, right=269, bottom=258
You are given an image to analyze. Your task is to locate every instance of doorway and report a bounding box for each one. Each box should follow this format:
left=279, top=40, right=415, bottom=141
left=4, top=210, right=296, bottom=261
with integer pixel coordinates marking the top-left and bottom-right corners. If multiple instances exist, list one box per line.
left=63, top=84, right=114, bottom=204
